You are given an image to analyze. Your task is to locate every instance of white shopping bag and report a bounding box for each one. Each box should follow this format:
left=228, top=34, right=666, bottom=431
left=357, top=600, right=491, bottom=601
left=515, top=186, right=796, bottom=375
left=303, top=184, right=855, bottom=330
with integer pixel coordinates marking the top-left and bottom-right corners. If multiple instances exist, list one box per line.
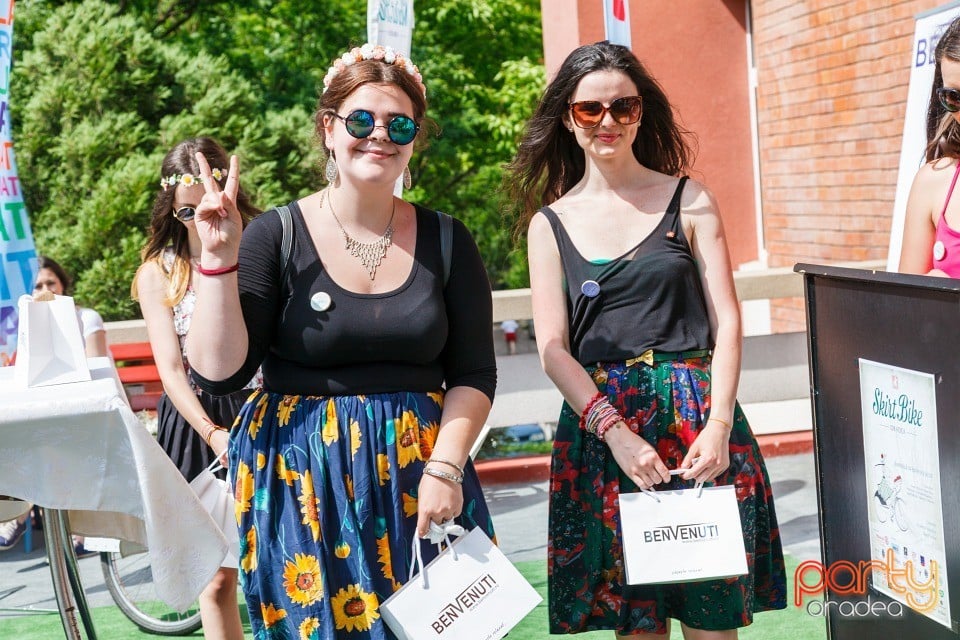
left=189, top=460, right=239, bottom=568
left=619, top=485, right=748, bottom=585
left=13, top=294, right=91, bottom=388
left=380, top=526, right=542, bottom=640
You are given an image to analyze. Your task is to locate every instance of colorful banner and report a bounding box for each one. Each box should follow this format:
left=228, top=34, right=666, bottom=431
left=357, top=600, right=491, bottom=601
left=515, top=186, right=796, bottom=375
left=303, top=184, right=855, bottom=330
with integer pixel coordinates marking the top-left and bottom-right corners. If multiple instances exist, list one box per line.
left=603, top=0, right=631, bottom=48
left=367, top=0, right=414, bottom=56
left=0, top=0, right=35, bottom=366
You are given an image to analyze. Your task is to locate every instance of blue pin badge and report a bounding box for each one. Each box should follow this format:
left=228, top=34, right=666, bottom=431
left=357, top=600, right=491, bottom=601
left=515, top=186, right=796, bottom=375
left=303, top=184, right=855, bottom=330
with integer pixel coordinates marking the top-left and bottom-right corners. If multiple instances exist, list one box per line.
left=581, top=279, right=600, bottom=298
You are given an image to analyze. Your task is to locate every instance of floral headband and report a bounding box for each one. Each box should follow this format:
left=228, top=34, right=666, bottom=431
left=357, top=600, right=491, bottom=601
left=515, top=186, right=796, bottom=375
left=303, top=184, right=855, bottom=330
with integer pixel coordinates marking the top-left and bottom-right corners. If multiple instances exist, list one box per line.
left=160, top=168, right=227, bottom=191
left=323, top=43, right=425, bottom=97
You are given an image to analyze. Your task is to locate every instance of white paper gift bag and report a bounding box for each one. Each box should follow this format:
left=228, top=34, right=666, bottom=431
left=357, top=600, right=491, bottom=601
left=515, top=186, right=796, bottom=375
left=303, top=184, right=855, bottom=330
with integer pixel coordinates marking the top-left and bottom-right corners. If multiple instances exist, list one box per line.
left=13, top=294, right=91, bottom=388
left=619, top=485, right=748, bottom=585
left=188, top=459, right=239, bottom=569
left=380, top=526, right=541, bottom=640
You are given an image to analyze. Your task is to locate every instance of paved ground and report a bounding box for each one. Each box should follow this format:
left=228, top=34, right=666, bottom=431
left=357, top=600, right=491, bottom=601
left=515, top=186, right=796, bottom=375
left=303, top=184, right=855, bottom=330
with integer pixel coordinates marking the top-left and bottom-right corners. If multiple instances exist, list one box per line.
left=0, top=452, right=820, bottom=621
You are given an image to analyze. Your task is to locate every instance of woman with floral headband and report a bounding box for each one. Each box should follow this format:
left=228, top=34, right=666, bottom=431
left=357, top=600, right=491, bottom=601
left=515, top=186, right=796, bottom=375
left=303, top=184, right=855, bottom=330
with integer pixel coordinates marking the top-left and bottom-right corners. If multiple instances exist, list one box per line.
left=185, top=44, right=497, bottom=639
left=132, top=137, right=261, bottom=640
left=505, top=42, right=786, bottom=638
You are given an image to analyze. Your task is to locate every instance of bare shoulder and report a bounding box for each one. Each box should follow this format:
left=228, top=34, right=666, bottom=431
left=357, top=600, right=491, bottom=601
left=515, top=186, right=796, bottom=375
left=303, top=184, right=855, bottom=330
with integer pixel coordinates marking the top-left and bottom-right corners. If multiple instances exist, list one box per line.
left=913, top=157, right=959, bottom=190
left=678, top=177, right=720, bottom=218
left=134, top=260, right=167, bottom=296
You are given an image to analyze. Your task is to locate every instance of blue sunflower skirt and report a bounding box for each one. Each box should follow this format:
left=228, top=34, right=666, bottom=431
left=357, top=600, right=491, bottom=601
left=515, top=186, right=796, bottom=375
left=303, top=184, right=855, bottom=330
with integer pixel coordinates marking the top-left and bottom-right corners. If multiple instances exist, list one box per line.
left=228, top=389, right=496, bottom=640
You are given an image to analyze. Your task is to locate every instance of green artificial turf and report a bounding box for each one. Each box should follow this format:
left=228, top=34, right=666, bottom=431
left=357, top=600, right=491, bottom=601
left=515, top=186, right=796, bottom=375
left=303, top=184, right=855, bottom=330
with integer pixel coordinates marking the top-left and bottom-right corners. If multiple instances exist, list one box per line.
left=0, top=554, right=824, bottom=639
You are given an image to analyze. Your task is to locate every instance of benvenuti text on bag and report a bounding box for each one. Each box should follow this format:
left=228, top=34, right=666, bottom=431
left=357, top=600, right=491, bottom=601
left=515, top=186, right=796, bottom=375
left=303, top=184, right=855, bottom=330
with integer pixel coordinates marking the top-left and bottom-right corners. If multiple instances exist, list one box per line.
left=430, top=574, right=499, bottom=634
left=794, top=548, right=939, bottom=614
left=643, top=523, right=720, bottom=543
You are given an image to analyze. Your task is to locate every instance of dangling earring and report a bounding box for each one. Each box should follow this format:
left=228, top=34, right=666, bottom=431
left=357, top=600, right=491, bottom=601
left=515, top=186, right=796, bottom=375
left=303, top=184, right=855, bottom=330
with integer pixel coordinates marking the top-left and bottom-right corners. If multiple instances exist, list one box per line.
left=403, top=165, right=412, bottom=190
left=324, top=156, right=339, bottom=184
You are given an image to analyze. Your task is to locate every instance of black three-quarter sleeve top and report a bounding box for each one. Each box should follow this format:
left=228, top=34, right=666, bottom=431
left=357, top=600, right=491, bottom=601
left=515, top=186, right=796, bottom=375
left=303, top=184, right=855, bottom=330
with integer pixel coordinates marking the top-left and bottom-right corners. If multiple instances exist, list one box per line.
left=192, top=202, right=497, bottom=401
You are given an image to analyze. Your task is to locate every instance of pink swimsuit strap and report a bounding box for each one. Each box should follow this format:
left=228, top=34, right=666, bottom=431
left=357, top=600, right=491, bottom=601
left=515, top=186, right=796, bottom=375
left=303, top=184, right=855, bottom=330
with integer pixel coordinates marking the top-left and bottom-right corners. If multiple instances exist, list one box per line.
left=939, top=162, right=960, bottom=223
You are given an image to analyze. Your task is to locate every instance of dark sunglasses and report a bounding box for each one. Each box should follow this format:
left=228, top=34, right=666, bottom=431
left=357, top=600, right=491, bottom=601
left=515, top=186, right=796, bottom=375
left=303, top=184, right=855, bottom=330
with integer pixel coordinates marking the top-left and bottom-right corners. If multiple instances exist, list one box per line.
left=938, top=87, right=960, bottom=113
left=568, top=96, right=643, bottom=129
left=173, top=206, right=196, bottom=222
left=333, top=109, right=420, bottom=145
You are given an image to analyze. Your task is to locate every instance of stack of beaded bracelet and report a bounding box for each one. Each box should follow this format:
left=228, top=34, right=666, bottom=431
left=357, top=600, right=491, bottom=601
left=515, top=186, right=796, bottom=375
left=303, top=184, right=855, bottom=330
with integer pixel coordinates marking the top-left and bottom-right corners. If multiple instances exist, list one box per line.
left=199, top=416, right=228, bottom=447
left=579, top=392, right=624, bottom=441
left=423, top=458, right=464, bottom=484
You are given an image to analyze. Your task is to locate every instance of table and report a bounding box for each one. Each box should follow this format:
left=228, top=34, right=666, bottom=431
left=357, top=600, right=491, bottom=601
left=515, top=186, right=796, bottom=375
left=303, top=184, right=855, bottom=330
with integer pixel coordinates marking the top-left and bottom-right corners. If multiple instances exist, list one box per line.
left=0, top=358, right=228, bottom=638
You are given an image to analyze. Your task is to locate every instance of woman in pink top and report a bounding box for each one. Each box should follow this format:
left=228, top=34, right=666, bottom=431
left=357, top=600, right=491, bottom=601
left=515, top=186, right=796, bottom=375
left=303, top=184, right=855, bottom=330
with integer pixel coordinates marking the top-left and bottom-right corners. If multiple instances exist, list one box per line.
left=901, top=16, right=960, bottom=278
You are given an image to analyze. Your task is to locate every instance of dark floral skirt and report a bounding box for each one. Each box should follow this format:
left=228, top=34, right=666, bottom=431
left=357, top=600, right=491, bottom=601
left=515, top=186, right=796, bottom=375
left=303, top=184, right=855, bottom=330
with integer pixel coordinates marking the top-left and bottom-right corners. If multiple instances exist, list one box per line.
left=548, top=354, right=787, bottom=634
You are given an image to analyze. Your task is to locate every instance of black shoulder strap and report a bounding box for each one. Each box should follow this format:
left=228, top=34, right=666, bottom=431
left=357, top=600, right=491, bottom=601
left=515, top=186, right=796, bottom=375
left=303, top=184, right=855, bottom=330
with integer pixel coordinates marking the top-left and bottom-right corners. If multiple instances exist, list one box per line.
left=437, top=210, right=453, bottom=287
left=276, top=205, right=293, bottom=283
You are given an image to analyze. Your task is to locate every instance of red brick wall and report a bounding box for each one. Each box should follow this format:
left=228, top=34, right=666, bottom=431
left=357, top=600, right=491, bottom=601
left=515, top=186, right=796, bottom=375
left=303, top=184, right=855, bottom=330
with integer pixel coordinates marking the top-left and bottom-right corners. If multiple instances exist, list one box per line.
left=753, top=0, right=942, bottom=330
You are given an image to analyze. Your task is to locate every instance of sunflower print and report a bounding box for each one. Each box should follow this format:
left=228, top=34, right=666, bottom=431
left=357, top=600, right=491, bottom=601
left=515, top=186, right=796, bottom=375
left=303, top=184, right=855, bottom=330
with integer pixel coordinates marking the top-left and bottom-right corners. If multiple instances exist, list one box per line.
left=249, top=392, right=270, bottom=440
left=297, top=470, right=321, bottom=542
left=402, top=490, right=418, bottom=518
left=376, top=453, right=390, bottom=486
left=235, top=461, right=255, bottom=525
left=298, top=617, right=320, bottom=640
left=376, top=534, right=399, bottom=591
left=427, top=391, right=443, bottom=407
left=276, top=454, right=300, bottom=486
left=330, top=584, right=379, bottom=633
left=261, top=603, right=287, bottom=628
left=230, top=390, right=497, bottom=639
left=283, top=553, right=323, bottom=607
left=277, top=395, right=300, bottom=426
left=322, top=401, right=338, bottom=445
left=395, top=410, right=421, bottom=468
left=418, top=421, right=440, bottom=459
left=240, top=526, right=258, bottom=573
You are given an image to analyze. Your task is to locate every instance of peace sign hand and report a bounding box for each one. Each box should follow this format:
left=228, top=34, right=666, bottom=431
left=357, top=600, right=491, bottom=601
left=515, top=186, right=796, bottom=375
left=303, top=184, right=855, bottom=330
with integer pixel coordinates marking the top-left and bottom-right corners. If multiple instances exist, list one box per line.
left=193, top=152, right=244, bottom=268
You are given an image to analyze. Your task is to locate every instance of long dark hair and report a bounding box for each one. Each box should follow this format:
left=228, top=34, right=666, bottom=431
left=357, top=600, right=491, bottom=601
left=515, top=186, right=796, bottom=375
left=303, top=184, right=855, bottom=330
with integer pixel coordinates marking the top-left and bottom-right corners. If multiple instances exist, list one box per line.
left=133, top=137, right=259, bottom=305
left=505, top=41, right=696, bottom=230
left=926, top=17, right=960, bottom=161
left=36, top=256, right=72, bottom=295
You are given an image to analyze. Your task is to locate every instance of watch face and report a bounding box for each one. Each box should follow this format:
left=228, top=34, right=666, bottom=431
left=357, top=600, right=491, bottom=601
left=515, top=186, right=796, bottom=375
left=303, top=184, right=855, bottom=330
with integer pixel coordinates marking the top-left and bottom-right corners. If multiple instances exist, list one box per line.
left=933, top=240, right=946, bottom=262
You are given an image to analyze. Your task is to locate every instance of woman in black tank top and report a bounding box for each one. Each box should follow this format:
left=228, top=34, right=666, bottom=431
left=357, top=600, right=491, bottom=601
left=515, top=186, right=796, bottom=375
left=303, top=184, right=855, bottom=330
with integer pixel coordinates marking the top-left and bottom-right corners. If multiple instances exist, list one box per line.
left=505, top=42, right=786, bottom=638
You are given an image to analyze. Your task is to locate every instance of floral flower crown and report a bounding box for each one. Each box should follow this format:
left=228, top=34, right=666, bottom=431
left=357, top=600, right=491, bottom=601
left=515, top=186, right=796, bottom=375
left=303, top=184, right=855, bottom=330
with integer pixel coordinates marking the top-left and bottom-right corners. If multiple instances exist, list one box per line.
left=322, top=43, right=425, bottom=97
left=160, top=168, right=227, bottom=191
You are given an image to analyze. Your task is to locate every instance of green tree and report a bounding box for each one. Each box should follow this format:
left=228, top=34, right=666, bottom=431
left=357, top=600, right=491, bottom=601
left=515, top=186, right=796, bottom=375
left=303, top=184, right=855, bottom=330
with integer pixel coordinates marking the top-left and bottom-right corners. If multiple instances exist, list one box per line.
left=11, top=0, right=544, bottom=318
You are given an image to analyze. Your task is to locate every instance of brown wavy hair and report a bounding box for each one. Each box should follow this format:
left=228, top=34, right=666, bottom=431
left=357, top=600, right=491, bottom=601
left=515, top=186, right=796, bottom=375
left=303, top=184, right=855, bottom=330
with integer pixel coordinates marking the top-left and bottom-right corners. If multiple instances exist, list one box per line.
left=314, top=54, right=435, bottom=176
left=504, top=41, right=696, bottom=234
left=132, top=137, right=260, bottom=306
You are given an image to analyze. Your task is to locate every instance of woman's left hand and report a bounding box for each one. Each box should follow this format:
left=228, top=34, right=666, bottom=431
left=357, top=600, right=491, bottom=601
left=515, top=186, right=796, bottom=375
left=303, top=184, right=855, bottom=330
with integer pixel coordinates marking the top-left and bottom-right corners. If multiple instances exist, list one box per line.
left=680, top=420, right=731, bottom=484
left=416, top=473, right=464, bottom=537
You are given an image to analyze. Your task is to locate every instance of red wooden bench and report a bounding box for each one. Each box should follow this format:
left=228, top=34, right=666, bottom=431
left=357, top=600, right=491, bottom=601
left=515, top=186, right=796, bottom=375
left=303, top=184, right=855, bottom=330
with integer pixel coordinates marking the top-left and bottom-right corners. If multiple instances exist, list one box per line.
left=109, top=342, right=162, bottom=412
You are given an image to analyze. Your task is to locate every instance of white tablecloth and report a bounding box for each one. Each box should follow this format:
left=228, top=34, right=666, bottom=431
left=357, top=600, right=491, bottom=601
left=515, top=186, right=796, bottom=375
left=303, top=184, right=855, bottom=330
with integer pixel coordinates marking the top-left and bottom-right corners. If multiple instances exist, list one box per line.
left=0, top=358, right=227, bottom=611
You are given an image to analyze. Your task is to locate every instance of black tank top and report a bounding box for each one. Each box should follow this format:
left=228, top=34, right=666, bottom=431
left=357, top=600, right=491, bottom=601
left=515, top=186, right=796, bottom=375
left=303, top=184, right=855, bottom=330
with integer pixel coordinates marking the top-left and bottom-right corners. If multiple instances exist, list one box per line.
left=540, top=176, right=712, bottom=365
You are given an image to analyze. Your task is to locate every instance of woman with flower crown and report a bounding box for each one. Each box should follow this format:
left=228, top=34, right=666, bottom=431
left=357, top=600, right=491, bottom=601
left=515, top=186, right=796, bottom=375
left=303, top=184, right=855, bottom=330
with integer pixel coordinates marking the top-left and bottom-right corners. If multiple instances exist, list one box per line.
left=133, top=137, right=261, bottom=640
left=185, top=44, right=497, bottom=639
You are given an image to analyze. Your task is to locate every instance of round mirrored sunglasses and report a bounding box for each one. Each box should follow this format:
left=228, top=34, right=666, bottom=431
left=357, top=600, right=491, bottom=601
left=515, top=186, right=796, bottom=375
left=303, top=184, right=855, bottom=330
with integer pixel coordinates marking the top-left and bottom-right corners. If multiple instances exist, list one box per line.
left=938, top=87, right=960, bottom=113
left=334, top=109, right=420, bottom=145
left=173, top=206, right=196, bottom=222
left=568, top=95, right=643, bottom=129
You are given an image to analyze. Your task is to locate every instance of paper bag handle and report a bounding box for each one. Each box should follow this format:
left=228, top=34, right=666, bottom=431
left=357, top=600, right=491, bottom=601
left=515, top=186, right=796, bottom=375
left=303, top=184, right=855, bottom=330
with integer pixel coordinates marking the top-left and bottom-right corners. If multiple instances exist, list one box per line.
left=407, top=520, right=466, bottom=590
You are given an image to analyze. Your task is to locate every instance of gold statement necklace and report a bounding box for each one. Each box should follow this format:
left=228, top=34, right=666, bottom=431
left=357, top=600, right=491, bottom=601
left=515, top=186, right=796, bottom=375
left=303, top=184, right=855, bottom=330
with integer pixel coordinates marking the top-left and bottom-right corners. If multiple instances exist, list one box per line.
left=322, top=188, right=396, bottom=280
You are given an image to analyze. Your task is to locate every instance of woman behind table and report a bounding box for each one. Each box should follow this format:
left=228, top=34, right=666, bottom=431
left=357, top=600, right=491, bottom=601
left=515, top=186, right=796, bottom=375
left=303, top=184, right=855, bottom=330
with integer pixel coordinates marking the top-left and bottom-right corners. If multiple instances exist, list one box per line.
left=900, top=16, right=960, bottom=277
left=132, top=137, right=261, bottom=640
left=0, top=257, right=109, bottom=555
left=505, top=41, right=786, bottom=638
left=186, top=44, right=497, bottom=639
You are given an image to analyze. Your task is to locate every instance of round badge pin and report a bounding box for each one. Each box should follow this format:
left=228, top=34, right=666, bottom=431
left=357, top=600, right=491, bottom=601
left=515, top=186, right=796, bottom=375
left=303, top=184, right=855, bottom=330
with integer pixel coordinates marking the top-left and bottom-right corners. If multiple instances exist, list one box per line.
left=933, top=240, right=946, bottom=262
left=310, top=291, right=332, bottom=312
left=581, top=279, right=600, bottom=298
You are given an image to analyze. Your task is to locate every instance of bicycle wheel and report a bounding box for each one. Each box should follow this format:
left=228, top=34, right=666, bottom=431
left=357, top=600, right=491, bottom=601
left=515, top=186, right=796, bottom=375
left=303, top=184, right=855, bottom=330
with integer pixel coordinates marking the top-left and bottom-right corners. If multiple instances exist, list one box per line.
left=100, top=549, right=203, bottom=635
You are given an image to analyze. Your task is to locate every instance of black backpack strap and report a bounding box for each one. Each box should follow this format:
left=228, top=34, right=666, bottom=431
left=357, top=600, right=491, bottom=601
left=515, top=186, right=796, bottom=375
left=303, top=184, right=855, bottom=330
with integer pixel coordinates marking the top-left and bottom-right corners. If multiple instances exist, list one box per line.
left=276, top=205, right=293, bottom=284
left=437, top=210, right=453, bottom=287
